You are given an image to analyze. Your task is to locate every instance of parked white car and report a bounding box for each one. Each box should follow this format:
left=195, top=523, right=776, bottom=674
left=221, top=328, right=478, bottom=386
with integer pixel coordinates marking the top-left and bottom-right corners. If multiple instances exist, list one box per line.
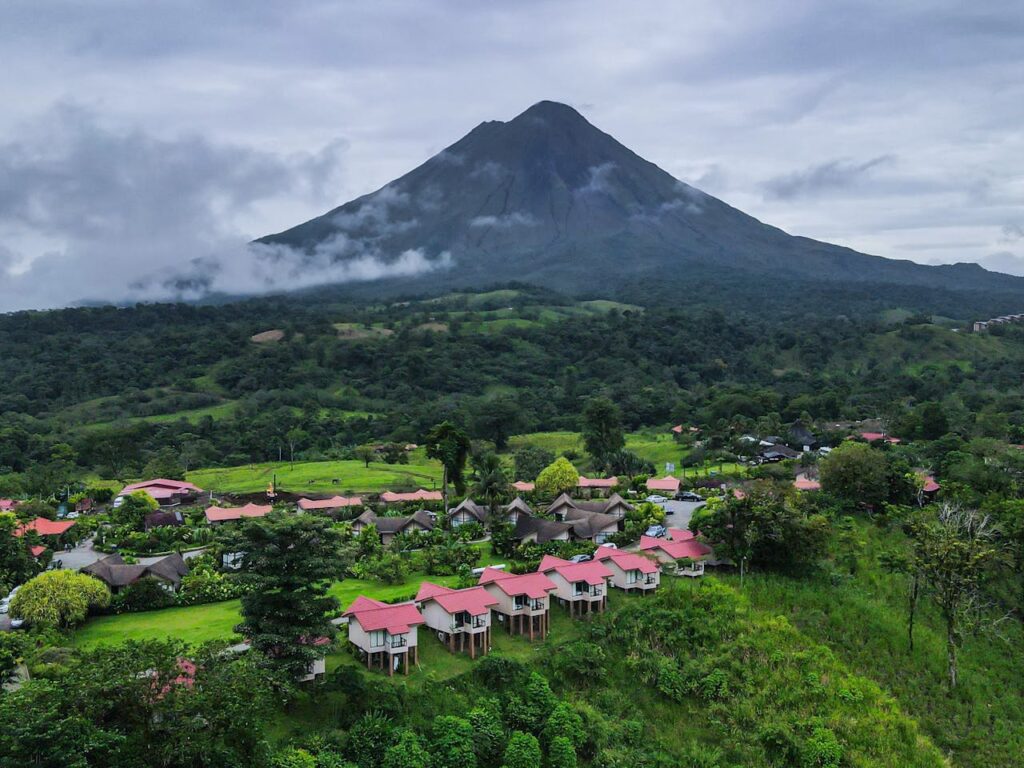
left=645, top=494, right=668, bottom=504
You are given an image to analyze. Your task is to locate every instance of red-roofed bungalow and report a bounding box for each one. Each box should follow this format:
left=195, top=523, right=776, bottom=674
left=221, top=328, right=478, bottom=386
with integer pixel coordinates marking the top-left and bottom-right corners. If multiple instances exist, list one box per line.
left=379, top=489, right=443, bottom=504
left=478, top=567, right=557, bottom=640
left=594, top=545, right=661, bottom=593
left=415, top=582, right=499, bottom=657
left=536, top=555, right=613, bottom=615
left=204, top=503, right=272, bottom=524
left=646, top=476, right=681, bottom=494
left=857, top=432, right=901, bottom=445
left=15, top=517, right=77, bottom=538
left=794, top=474, right=821, bottom=492
left=639, top=533, right=712, bottom=577
left=343, top=597, right=425, bottom=675
left=296, top=495, right=362, bottom=513
left=120, top=479, right=204, bottom=506
left=576, top=476, right=618, bottom=498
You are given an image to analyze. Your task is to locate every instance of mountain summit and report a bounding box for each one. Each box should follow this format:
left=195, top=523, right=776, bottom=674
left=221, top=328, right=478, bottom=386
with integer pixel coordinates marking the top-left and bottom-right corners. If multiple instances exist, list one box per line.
left=258, top=101, right=1021, bottom=295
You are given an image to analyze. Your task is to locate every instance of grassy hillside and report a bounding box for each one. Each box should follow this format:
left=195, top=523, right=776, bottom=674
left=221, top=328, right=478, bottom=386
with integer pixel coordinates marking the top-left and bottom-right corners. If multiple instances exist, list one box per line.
left=724, top=518, right=1024, bottom=766
left=188, top=455, right=443, bottom=494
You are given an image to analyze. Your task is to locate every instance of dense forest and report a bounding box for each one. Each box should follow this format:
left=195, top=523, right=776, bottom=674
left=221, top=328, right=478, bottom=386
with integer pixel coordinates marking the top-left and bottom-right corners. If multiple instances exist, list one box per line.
left=1, top=282, right=1024, bottom=486
left=2, top=282, right=1024, bottom=767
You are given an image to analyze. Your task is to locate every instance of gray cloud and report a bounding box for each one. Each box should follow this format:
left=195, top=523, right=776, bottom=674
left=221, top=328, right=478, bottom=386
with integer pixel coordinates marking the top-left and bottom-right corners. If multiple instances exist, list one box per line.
left=577, top=163, right=617, bottom=195
left=1001, top=224, right=1024, bottom=242
left=469, top=212, right=537, bottom=228
left=763, top=156, right=896, bottom=200
left=1, top=1, right=1023, bottom=309
left=0, top=105, right=448, bottom=309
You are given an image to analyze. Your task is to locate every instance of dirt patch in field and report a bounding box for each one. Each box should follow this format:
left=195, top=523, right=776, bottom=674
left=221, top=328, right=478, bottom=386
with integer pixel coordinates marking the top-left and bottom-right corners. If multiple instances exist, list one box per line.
left=251, top=329, right=285, bottom=343
left=334, top=323, right=395, bottom=340
left=415, top=322, right=449, bottom=333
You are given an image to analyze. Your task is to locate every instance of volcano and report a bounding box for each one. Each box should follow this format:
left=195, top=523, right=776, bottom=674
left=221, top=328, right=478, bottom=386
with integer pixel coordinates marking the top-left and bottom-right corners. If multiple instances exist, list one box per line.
left=257, top=101, right=1023, bottom=296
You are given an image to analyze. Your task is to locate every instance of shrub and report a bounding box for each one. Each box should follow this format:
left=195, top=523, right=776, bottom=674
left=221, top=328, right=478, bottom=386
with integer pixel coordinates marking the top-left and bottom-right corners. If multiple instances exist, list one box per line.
left=109, top=577, right=176, bottom=613
left=502, top=732, right=541, bottom=768
left=10, top=570, right=110, bottom=627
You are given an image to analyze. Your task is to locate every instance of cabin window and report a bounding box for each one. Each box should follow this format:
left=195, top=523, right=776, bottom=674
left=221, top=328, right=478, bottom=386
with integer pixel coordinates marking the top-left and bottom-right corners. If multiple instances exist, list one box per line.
left=369, top=630, right=385, bottom=648
left=625, top=569, right=638, bottom=584
left=513, top=595, right=526, bottom=610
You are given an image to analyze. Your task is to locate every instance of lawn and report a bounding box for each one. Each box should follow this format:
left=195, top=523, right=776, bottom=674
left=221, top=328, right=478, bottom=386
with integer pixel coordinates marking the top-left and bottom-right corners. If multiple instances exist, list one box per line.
left=72, top=544, right=504, bottom=650
left=72, top=599, right=244, bottom=649
left=188, top=455, right=443, bottom=495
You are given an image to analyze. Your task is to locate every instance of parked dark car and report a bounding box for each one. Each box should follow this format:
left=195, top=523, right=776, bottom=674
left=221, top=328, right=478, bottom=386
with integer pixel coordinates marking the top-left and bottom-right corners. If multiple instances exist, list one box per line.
left=674, top=491, right=704, bottom=502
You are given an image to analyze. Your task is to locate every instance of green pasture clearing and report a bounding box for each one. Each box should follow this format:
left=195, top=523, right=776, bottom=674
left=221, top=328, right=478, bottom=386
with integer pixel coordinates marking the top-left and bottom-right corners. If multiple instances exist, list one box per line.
left=72, top=599, right=244, bottom=650
left=188, top=456, right=443, bottom=494
left=506, top=429, right=746, bottom=478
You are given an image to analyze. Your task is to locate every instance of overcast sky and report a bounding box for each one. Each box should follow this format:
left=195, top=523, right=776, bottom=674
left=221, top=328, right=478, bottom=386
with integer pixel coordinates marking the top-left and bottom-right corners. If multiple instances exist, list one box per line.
left=2, top=0, right=1023, bottom=311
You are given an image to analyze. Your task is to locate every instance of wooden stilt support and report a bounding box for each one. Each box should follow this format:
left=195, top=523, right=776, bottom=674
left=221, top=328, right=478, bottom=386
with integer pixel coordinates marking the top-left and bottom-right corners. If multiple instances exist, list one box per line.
left=404, top=650, right=409, bottom=675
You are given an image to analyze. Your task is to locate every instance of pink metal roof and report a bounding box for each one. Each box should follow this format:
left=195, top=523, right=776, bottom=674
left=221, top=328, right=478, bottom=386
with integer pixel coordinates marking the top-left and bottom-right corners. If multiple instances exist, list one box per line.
left=671, top=424, right=684, bottom=434
left=594, top=546, right=658, bottom=574
left=639, top=535, right=712, bottom=560
left=204, top=503, right=272, bottom=522
left=14, top=517, right=76, bottom=537
left=297, top=495, right=362, bottom=510
left=512, top=481, right=535, bottom=492
left=0, top=499, right=18, bottom=511
left=415, top=582, right=498, bottom=616
left=577, top=476, right=618, bottom=488
left=537, top=555, right=613, bottom=586
left=646, top=476, right=681, bottom=492
left=344, top=597, right=425, bottom=634
left=478, top=567, right=557, bottom=599
left=29, top=544, right=47, bottom=557
left=793, top=474, right=821, bottom=491
left=121, top=478, right=203, bottom=495
left=858, top=432, right=901, bottom=444
left=380, top=489, right=443, bottom=503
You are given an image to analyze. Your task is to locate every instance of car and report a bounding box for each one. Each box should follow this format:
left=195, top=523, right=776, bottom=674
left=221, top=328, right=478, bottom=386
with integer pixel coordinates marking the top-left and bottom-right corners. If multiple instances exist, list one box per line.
left=674, top=491, right=704, bottom=502
left=645, top=525, right=667, bottom=538
left=66, top=511, right=80, bottom=519
left=598, top=542, right=618, bottom=549
left=569, top=553, right=593, bottom=563
left=0, top=601, right=9, bottom=615
left=645, top=495, right=668, bottom=504
left=9, top=618, right=24, bottom=629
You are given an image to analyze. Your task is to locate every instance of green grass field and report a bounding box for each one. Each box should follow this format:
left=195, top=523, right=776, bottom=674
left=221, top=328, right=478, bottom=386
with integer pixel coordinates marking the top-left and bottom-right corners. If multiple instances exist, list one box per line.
left=72, top=599, right=244, bottom=649
left=505, top=429, right=747, bottom=479
left=72, top=545, right=505, bottom=650
left=189, top=455, right=443, bottom=494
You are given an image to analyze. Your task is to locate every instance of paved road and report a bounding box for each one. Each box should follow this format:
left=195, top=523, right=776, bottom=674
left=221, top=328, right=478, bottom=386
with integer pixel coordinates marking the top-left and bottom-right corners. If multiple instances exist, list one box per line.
left=659, top=500, right=706, bottom=529
left=50, top=537, right=207, bottom=571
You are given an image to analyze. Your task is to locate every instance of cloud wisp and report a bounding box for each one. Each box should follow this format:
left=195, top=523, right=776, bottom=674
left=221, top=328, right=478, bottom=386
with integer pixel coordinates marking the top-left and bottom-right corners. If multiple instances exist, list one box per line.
left=0, top=105, right=449, bottom=311
left=763, top=156, right=896, bottom=200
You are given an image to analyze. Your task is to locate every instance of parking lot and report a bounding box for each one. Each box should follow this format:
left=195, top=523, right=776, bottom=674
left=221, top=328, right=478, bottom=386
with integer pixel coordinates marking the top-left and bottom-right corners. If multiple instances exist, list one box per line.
left=658, top=499, right=706, bottom=529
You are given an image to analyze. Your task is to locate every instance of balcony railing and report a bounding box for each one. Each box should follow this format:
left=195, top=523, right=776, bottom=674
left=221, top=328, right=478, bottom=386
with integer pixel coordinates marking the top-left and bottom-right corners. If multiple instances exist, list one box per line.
left=644, top=575, right=657, bottom=584
left=387, top=635, right=407, bottom=649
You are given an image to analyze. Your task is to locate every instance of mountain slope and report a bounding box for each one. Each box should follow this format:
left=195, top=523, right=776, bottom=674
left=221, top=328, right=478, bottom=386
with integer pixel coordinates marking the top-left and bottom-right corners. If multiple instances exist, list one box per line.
left=258, top=101, right=1024, bottom=295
